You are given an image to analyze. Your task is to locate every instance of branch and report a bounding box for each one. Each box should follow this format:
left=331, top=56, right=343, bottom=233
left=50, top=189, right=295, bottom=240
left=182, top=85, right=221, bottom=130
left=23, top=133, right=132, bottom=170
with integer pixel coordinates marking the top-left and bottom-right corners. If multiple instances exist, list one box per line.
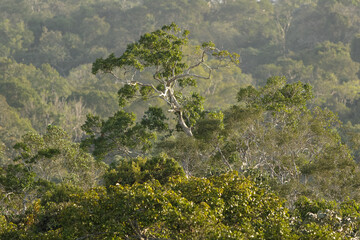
left=169, top=71, right=212, bottom=84
left=108, top=70, right=168, bottom=100
left=168, top=50, right=211, bottom=84
left=108, top=70, right=137, bottom=84
left=215, top=145, right=233, bottom=171
left=153, top=65, right=164, bottom=82
left=167, top=87, right=183, bottom=113
left=177, top=111, right=193, bottom=137
left=128, top=220, right=146, bottom=240
left=187, top=49, right=207, bottom=71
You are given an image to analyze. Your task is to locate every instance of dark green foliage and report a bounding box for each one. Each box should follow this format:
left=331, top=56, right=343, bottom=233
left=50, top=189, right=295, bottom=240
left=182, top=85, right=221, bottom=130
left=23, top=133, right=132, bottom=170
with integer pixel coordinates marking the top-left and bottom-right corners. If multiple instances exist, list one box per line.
left=162, top=77, right=358, bottom=202
left=92, top=23, right=189, bottom=76
left=3, top=1, right=360, bottom=238
left=82, top=110, right=155, bottom=160
left=40, top=183, right=83, bottom=205
left=351, top=34, right=360, bottom=63
left=0, top=163, right=35, bottom=194
left=141, top=107, right=168, bottom=132
left=194, top=111, right=224, bottom=140
left=103, top=155, right=185, bottom=187
left=229, top=78, right=357, bottom=201
left=0, top=82, right=38, bottom=109
left=67, top=90, right=118, bottom=117
left=139, top=85, right=154, bottom=99
left=178, top=77, right=197, bottom=88
left=117, top=84, right=139, bottom=107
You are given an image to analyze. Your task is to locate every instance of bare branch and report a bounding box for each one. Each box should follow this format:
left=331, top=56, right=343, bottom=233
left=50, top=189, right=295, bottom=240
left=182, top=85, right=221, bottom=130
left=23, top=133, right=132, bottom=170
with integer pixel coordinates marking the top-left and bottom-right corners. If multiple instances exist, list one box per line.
left=187, top=49, right=207, bottom=71
left=216, top=145, right=233, bottom=171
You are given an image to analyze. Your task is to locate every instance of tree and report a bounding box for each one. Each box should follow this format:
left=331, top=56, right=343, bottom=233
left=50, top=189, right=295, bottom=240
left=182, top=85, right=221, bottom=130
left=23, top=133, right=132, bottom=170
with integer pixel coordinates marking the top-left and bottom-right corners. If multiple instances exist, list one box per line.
left=0, top=18, right=34, bottom=59
left=0, top=163, right=36, bottom=215
left=103, top=154, right=185, bottom=187
left=292, top=196, right=360, bottom=239
left=273, top=0, right=314, bottom=56
left=160, top=76, right=359, bottom=201
left=81, top=109, right=157, bottom=160
left=0, top=125, right=107, bottom=216
left=219, top=77, right=357, bottom=201
left=3, top=171, right=293, bottom=239
left=13, top=125, right=106, bottom=188
left=206, top=0, right=275, bottom=51
left=92, top=23, right=239, bottom=137
left=0, top=95, right=33, bottom=164
left=351, top=34, right=360, bottom=63
left=80, top=15, right=110, bottom=45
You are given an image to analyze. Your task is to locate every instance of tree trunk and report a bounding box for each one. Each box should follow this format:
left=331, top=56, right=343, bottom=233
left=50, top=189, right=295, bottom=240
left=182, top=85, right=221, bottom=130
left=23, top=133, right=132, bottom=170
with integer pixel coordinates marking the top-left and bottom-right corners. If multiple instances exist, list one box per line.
left=178, top=112, right=193, bottom=137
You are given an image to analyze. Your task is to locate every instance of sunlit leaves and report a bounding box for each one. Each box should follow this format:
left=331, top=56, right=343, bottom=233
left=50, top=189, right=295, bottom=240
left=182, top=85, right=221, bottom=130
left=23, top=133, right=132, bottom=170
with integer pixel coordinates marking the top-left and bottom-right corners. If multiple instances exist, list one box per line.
left=103, top=155, right=185, bottom=186
left=5, top=171, right=293, bottom=239
left=238, top=76, right=313, bottom=112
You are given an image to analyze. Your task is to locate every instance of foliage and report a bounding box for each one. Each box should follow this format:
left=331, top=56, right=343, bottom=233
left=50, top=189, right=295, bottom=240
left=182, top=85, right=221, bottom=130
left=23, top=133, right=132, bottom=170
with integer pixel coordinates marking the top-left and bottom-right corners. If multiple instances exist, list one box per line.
left=2, top=0, right=360, bottom=238
left=103, top=155, right=185, bottom=187
left=224, top=77, right=357, bottom=201
left=160, top=77, right=359, bottom=202
left=0, top=95, right=33, bottom=163
left=91, top=23, right=239, bottom=137
left=1, top=172, right=294, bottom=239
left=292, top=196, right=360, bottom=239
left=13, top=125, right=106, bottom=188
left=81, top=110, right=155, bottom=160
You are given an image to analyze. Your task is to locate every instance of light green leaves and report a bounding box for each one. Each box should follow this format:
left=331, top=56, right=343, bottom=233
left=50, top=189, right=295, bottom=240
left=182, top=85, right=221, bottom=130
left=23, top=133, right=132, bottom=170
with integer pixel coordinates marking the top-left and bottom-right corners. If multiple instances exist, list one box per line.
left=90, top=23, right=239, bottom=137
left=238, top=76, right=313, bottom=112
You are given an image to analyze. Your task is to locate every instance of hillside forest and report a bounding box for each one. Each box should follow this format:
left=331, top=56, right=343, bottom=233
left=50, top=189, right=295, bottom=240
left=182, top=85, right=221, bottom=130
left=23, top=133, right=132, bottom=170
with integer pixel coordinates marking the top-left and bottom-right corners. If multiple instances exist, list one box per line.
left=3, top=0, right=360, bottom=238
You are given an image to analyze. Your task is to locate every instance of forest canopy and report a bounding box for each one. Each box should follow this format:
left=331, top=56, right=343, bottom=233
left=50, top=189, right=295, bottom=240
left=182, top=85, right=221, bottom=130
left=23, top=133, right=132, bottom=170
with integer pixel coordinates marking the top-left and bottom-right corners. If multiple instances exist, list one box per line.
left=2, top=0, right=360, bottom=239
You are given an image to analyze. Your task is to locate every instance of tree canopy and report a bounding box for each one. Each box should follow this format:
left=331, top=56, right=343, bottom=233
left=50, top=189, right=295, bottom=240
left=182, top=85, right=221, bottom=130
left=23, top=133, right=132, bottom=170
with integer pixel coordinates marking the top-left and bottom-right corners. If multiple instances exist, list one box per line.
left=2, top=0, right=360, bottom=238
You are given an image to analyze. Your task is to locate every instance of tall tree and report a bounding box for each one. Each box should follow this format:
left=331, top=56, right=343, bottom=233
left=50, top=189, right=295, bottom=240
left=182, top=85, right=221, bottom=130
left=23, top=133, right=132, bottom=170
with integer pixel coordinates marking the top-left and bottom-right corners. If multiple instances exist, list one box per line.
left=92, top=23, right=239, bottom=137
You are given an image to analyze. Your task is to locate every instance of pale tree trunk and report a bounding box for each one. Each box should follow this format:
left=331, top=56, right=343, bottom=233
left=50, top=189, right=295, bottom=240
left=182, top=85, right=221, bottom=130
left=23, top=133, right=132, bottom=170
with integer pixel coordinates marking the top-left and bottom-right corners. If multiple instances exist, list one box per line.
left=178, top=112, right=193, bottom=137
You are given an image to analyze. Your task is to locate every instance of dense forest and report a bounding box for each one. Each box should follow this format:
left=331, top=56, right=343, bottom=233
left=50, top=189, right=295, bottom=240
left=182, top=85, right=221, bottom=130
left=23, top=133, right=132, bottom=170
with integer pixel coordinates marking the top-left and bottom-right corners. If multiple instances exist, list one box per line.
left=2, top=0, right=360, bottom=238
